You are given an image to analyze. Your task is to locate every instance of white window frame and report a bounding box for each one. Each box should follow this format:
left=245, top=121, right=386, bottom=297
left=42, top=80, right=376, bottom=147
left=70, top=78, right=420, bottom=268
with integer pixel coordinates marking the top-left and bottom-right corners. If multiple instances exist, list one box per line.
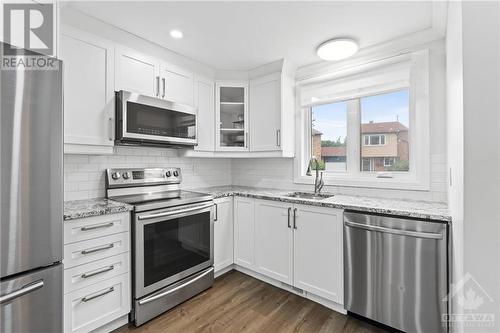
left=364, top=134, right=386, bottom=146
left=294, top=50, right=430, bottom=191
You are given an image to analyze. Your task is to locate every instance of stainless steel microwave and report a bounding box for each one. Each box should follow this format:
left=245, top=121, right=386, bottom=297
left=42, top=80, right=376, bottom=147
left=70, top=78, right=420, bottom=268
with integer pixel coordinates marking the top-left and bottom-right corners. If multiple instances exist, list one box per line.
left=115, top=90, right=197, bottom=147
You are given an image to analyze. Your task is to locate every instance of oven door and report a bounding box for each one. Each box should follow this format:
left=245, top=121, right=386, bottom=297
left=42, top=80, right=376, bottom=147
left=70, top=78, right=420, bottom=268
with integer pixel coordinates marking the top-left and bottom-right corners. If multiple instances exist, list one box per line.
left=134, top=202, right=214, bottom=298
left=116, top=90, right=197, bottom=146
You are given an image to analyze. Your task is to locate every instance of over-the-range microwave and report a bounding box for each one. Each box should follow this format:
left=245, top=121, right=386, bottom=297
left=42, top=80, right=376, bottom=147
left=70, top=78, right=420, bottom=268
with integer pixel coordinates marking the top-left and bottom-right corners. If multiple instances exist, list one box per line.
left=115, top=90, right=197, bottom=148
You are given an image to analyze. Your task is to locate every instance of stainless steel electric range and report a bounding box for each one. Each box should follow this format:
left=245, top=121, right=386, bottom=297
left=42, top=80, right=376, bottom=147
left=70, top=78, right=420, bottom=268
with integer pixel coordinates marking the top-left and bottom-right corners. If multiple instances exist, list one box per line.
left=106, top=167, right=214, bottom=326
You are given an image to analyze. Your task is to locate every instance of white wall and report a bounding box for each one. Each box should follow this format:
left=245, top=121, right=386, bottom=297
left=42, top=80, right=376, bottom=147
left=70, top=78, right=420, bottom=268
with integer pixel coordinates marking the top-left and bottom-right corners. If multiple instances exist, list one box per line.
left=233, top=48, right=448, bottom=203
left=64, top=147, right=232, bottom=201
left=446, top=2, right=465, bottom=330
left=461, top=2, right=500, bottom=332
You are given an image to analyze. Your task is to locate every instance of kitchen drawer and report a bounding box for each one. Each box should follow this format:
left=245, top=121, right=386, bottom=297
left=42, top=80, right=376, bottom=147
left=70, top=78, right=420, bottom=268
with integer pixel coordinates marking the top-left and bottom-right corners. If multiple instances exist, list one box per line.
left=63, top=232, right=129, bottom=269
left=64, top=273, right=131, bottom=333
left=64, top=253, right=130, bottom=294
left=64, top=212, right=129, bottom=245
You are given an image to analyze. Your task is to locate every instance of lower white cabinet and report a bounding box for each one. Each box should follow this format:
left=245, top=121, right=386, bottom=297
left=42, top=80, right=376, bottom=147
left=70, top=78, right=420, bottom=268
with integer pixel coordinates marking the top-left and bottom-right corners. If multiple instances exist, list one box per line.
left=214, top=197, right=233, bottom=272
left=254, top=200, right=293, bottom=284
left=63, top=212, right=131, bottom=333
left=64, top=274, right=130, bottom=333
left=234, top=197, right=344, bottom=304
left=233, top=197, right=255, bottom=269
left=293, top=204, right=343, bottom=304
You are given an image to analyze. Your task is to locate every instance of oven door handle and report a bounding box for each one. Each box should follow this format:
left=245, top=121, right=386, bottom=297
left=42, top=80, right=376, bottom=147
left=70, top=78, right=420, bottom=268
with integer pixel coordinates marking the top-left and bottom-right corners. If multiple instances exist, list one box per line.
left=137, top=202, right=214, bottom=220
left=138, top=267, right=214, bottom=305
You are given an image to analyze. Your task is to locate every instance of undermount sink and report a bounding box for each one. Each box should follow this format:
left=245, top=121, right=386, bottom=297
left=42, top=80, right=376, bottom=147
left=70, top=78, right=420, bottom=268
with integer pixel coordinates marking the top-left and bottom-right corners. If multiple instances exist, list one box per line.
left=286, top=191, right=334, bottom=200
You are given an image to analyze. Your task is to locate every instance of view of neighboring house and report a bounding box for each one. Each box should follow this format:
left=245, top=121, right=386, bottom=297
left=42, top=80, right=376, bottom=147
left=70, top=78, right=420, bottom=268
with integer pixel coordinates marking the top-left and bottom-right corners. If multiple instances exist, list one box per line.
left=313, top=121, right=409, bottom=172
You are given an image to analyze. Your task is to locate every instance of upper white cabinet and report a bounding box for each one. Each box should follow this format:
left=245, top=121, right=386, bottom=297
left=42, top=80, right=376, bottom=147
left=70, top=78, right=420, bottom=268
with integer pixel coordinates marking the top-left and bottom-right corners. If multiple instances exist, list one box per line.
left=60, top=26, right=115, bottom=155
left=115, top=46, right=160, bottom=97
left=249, top=73, right=281, bottom=152
left=159, top=63, right=194, bottom=105
left=214, top=197, right=233, bottom=273
left=254, top=200, right=293, bottom=284
left=233, top=196, right=255, bottom=269
left=293, top=204, right=343, bottom=304
left=115, top=46, right=194, bottom=105
left=215, top=81, right=249, bottom=151
left=249, top=69, right=295, bottom=156
left=194, top=75, right=215, bottom=151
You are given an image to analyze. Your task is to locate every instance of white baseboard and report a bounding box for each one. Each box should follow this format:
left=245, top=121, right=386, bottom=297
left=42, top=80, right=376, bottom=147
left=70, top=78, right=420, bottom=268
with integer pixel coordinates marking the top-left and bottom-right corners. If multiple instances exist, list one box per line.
left=91, top=314, right=129, bottom=333
left=233, top=265, right=346, bottom=314
left=215, top=264, right=235, bottom=278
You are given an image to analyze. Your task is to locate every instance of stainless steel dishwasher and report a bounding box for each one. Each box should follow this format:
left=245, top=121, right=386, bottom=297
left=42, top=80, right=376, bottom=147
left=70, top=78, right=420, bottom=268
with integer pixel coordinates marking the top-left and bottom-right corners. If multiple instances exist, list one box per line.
left=344, top=211, right=449, bottom=333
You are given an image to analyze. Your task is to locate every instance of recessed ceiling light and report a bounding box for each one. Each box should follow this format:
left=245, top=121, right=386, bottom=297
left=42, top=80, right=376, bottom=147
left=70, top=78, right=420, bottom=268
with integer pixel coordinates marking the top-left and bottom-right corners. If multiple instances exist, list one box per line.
left=170, top=30, right=183, bottom=39
left=316, top=38, right=359, bottom=61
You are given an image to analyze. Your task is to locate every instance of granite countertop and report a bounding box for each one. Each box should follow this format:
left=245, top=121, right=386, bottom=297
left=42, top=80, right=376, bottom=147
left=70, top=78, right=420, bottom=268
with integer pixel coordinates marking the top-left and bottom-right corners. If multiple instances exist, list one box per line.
left=192, top=185, right=451, bottom=222
left=64, top=198, right=133, bottom=221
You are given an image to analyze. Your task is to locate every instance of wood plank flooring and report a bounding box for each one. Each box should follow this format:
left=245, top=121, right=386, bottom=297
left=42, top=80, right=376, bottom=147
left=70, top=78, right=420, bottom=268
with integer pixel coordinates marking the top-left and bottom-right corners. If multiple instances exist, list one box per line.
left=117, top=270, right=387, bottom=333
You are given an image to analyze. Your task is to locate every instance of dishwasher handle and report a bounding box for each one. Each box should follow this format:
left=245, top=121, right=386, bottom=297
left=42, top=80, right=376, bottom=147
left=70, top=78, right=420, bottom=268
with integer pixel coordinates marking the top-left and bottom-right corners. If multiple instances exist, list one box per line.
left=345, top=220, right=443, bottom=240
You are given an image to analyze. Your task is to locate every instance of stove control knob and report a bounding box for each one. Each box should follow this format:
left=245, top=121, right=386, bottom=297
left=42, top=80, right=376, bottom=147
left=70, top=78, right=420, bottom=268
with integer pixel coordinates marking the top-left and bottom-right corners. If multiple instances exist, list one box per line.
left=111, top=172, right=121, bottom=180
left=165, top=171, right=172, bottom=177
left=122, top=172, right=131, bottom=179
left=173, top=170, right=179, bottom=177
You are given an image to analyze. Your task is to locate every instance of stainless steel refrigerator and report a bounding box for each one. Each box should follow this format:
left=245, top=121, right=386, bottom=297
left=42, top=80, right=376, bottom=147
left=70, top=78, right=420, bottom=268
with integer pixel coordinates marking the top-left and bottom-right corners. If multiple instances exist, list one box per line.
left=1, top=42, right=63, bottom=333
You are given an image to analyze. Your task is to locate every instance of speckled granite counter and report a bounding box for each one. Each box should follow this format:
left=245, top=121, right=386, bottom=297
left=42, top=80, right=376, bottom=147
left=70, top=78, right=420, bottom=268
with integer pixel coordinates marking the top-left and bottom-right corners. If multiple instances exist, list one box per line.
left=64, top=198, right=133, bottom=221
left=192, top=186, right=451, bottom=222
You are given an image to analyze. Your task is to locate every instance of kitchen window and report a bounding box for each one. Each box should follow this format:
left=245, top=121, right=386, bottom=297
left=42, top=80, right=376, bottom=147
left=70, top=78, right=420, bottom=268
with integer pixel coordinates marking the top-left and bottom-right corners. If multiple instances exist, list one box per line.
left=297, top=50, right=430, bottom=190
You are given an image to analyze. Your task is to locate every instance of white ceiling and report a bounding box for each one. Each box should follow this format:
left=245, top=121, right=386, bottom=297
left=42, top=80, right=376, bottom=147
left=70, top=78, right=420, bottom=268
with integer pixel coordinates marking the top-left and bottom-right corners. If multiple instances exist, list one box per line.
left=67, top=1, right=434, bottom=71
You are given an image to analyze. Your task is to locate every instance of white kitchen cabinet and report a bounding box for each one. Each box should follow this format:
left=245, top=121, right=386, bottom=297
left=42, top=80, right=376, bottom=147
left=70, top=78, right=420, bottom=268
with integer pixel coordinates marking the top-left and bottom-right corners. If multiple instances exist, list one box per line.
left=115, top=46, right=160, bottom=97
left=215, top=81, right=249, bottom=151
left=254, top=200, right=293, bottom=284
left=63, top=212, right=131, bottom=333
left=159, top=62, right=194, bottom=105
left=293, top=204, right=343, bottom=303
left=214, top=197, right=233, bottom=272
left=233, top=196, right=255, bottom=269
left=194, top=75, right=215, bottom=151
left=60, top=26, right=115, bottom=154
left=249, top=73, right=282, bottom=152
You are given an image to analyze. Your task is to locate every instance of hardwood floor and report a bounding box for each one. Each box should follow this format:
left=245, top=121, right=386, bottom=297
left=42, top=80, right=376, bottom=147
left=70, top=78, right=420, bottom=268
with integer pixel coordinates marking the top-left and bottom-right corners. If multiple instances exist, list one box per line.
left=117, top=270, right=387, bottom=333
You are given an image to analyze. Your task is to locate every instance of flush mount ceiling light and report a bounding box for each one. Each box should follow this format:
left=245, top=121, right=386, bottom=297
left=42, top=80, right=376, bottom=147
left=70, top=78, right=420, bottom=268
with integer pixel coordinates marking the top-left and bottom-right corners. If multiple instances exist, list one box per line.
left=316, top=38, right=359, bottom=61
left=169, top=29, right=183, bottom=39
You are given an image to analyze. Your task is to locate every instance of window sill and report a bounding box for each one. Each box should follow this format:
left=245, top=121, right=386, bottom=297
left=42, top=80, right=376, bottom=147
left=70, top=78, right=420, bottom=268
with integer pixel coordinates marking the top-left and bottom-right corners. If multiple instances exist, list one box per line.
left=294, top=174, right=430, bottom=191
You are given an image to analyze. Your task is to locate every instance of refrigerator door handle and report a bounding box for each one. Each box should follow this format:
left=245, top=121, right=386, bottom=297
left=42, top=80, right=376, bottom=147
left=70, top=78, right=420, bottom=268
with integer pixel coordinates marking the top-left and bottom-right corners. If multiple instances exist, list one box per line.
left=0, top=280, right=44, bottom=305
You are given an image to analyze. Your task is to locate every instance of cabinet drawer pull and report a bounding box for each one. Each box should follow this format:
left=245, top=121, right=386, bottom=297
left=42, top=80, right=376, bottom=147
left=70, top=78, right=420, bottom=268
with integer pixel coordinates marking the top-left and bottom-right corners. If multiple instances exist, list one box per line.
left=80, top=222, right=114, bottom=232
left=81, top=265, right=115, bottom=279
left=81, top=287, right=114, bottom=302
left=81, top=243, right=114, bottom=255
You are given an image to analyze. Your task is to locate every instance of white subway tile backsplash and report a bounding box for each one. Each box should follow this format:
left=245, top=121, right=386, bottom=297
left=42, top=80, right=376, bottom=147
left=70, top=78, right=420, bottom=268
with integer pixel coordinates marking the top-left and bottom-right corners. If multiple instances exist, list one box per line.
left=64, top=148, right=232, bottom=200
left=65, top=148, right=446, bottom=203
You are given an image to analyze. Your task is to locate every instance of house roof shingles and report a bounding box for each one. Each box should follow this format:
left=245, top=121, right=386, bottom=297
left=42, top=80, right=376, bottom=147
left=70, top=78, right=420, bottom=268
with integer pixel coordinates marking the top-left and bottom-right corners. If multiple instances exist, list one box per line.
left=361, top=121, right=408, bottom=134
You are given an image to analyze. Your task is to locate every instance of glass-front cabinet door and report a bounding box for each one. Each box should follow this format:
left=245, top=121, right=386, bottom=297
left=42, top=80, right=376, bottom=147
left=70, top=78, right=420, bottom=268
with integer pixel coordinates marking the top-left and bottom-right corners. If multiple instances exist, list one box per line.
left=215, top=81, right=248, bottom=151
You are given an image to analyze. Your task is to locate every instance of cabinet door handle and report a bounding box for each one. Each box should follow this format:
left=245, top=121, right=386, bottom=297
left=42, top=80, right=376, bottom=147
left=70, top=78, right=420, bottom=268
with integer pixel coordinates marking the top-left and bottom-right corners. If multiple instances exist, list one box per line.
left=156, top=76, right=160, bottom=97
left=277, top=129, right=281, bottom=147
left=162, top=77, right=166, bottom=98
left=81, top=265, right=114, bottom=279
left=108, top=117, right=114, bottom=141
left=214, top=203, right=218, bottom=222
left=81, top=287, right=114, bottom=302
left=81, top=243, right=114, bottom=255
left=293, top=208, right=297, bottom=229
left=80, top=222, right=114, bottom=232
left=287, top=207, right=291, bottom=228
left=245, top=132, right=249, bottom=148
